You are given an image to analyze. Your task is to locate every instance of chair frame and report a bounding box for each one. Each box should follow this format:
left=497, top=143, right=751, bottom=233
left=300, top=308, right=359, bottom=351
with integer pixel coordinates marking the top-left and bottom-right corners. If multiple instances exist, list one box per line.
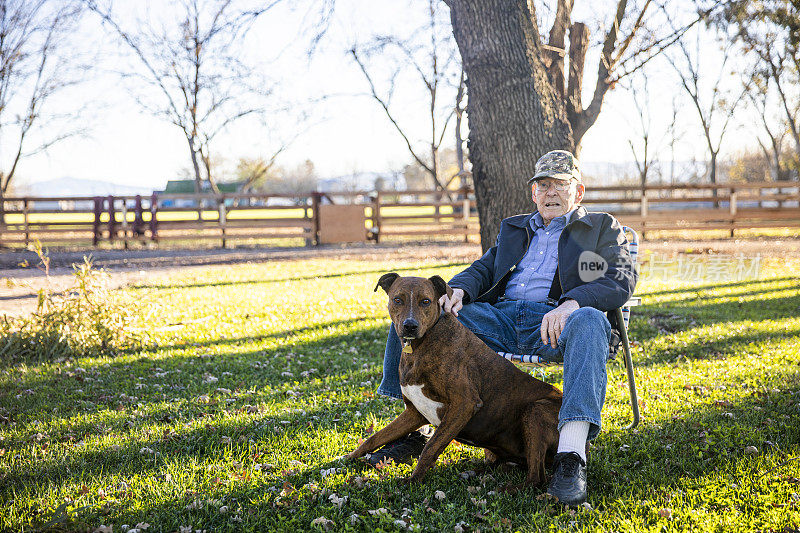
left=499, top=226, right=641, bottom=429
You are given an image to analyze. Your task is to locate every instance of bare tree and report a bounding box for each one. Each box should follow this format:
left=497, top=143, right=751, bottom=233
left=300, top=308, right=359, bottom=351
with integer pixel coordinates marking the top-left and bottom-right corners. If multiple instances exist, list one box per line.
left=715, top=0, right=800, bottom=168
left=453, top=67, right=469, bottom=190
left=624, top=75, right=662, bottom=192
left=746, top=71, right=794, bottom=181
left=0, top=0, right=87, bottom=214
left=664, top=94, right=686, bottom=185
left=443, top=0, right=716, bottom=249
left=666, top=27, right=748, bottom=187
left=85, top=0, right=284, bottom=195
left=349, top=0, right=464, bottom=192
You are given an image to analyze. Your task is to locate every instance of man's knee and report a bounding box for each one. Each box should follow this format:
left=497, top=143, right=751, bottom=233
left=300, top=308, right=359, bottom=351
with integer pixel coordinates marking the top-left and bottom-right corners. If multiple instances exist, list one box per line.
left=561, top=307, right=611, bottom=346
left=567, top=307, right=609, bottom=329
left=455, top=302, right=491, bottom=330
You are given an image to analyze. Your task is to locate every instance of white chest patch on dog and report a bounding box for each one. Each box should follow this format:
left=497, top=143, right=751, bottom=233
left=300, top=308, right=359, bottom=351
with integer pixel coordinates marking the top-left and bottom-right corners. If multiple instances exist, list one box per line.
left=401, top=384, right=443, bottom=425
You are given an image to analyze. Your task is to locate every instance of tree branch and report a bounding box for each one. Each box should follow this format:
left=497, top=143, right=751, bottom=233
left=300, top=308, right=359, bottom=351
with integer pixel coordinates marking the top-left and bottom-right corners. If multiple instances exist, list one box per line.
left=349, top=46, right=434, bottom=177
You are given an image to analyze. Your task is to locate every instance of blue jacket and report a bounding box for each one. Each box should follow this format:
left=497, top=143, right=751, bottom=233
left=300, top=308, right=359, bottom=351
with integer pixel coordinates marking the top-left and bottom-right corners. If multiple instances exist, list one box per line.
left=449, top=206, right=637, bottom=312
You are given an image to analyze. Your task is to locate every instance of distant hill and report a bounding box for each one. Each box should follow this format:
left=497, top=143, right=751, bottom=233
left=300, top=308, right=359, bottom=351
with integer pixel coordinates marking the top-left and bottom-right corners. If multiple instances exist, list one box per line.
left=318, top=171, right=405, bottom=192
left=16, top=177, right=155, bottom=197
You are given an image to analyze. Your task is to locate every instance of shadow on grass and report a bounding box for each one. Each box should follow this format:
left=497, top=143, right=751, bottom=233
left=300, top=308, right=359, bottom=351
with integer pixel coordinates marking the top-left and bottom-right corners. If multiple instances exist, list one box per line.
left=2, top=401, right=358, bottom=489
left=0, top=315, right=388, bottom=371
left=629, top=323, right=800, bottom=367
left=141, top=316, right=386, bottom=354
left=626, top=284, right=800, bottom=356
left=639, top=276, right=798, bottom=297
left=8, top=271, right=800, bottom=530
left=2, top=320, right=391, bottom=421
left=130, top=262, right=470, bottom=291
left=634, top=286, right=800, bottom=324
left=26, top=375, right=798, bottom=532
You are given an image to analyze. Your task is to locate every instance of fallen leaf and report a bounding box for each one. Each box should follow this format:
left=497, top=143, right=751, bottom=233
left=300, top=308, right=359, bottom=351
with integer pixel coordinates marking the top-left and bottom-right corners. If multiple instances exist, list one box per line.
left=311, top=517, right=333, bottom=531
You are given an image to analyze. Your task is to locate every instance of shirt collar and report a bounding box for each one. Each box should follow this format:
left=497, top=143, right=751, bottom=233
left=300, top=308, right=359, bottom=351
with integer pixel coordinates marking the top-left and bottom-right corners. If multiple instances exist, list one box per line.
left=530, top=207, right=577, bottom=231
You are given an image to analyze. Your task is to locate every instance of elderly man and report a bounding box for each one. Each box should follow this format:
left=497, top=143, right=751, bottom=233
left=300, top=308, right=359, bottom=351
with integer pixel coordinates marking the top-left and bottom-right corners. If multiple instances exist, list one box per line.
left=371, top=150, right=637, bottom=505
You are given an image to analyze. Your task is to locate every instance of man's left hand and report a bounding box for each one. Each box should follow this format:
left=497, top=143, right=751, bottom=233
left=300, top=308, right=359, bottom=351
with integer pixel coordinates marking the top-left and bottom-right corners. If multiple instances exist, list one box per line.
left=541, top=299, right=580, bottom=348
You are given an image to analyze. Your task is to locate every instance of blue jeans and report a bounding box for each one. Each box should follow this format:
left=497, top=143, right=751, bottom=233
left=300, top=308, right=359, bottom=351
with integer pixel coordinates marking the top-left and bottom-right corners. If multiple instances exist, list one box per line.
left=376, top=300, right=612, bottom=440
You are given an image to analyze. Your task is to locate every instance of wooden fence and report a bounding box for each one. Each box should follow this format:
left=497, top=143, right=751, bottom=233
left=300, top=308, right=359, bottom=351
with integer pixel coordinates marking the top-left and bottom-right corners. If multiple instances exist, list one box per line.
left=0, top=181, right=798, bottom=249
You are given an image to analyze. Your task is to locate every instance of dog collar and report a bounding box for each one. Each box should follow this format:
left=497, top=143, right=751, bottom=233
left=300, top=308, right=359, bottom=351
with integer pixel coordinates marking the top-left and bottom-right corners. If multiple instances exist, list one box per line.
left=402, top=337, right=414, bottom=354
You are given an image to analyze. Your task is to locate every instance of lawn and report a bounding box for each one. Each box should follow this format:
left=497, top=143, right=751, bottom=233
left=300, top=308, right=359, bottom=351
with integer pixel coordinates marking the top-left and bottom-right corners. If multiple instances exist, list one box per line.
left=1, top=255, right=799, bottom=532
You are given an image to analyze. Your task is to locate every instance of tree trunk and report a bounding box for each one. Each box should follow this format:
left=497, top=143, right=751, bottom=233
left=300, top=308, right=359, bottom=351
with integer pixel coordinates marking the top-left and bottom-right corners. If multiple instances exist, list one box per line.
left=445, top=0, right=573, bottom=251
left=187, top=137, right=204, bottom=194
left=709, top=150, right=719, bottom=208
left=709, top=151, right=717, bottom=185
left=187, top=136, right=204, bottom=219
left=0, top=187, right=5, bottom=234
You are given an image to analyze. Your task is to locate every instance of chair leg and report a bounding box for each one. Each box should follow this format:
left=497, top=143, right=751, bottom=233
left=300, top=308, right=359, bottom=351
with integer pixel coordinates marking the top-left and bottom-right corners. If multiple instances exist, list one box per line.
left=614, top=307, right=640, bottom=430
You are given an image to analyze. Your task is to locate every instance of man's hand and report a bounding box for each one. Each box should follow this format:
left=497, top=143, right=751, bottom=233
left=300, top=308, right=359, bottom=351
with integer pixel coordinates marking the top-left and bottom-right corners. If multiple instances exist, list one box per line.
left=439, top=288, right=465, bottom=316
left=541, top=299, right=580, bottom=348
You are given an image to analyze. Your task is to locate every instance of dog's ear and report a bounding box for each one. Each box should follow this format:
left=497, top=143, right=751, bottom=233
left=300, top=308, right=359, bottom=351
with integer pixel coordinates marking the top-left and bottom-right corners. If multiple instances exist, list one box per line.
left=428, top=275, right=452, bottom=300
left=375, top=272, right=400, bottom=293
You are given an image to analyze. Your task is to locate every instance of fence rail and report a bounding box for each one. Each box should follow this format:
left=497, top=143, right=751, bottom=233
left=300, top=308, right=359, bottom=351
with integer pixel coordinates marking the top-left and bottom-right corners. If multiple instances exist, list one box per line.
left=0, top=181, right=798, bottom=249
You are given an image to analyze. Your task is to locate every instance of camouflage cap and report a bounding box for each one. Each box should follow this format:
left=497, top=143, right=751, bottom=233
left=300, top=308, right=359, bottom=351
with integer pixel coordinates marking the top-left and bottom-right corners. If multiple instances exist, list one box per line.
left=527, top=150, right=582, bottom=184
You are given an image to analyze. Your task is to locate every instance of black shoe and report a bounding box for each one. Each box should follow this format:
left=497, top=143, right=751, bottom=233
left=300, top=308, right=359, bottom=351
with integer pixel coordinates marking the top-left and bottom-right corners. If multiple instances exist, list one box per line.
left=366, top=431, right=428, bottom=466
left=547, top=452, right=587, bottom=506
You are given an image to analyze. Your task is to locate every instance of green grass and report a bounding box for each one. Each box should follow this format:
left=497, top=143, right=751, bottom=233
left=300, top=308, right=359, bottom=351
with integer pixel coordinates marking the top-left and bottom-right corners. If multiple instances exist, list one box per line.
left=1, top=256, right=799, bottom=532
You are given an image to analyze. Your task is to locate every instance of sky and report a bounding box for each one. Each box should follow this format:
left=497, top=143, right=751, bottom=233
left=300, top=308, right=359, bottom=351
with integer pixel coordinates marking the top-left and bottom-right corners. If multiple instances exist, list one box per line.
left=7, top=0, right=766, bottom=192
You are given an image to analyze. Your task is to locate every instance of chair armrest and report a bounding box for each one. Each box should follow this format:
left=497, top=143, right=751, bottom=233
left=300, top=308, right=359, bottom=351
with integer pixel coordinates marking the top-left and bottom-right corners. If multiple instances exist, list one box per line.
left=624, top=296, right=641, bottom=307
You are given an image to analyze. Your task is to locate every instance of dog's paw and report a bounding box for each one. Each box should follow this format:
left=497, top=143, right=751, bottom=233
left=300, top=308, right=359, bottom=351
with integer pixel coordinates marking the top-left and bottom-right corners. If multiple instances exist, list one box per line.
left=483, top=449, right=498, bottom=464
left=344, top=451, right=363, bottom=461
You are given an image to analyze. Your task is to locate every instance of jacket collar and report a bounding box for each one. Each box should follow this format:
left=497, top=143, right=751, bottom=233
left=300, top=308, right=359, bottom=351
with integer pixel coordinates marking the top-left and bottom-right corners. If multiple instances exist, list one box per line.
left=508, top=205, right=593, bottom=229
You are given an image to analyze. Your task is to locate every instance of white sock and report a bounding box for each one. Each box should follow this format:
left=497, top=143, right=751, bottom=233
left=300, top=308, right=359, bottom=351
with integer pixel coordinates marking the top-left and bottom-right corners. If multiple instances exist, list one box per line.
left=557, top=421, right=590, bottom=462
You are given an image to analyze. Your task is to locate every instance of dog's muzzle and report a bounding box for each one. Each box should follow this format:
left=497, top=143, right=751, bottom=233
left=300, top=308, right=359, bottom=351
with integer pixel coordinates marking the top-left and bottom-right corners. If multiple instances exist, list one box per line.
left=401, top=318, right=419, bottom=338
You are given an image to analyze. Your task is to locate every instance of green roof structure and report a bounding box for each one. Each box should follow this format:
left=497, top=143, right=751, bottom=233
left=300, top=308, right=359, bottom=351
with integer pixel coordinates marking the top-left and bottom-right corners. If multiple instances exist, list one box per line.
left=162, top=180, right=245, bottom=194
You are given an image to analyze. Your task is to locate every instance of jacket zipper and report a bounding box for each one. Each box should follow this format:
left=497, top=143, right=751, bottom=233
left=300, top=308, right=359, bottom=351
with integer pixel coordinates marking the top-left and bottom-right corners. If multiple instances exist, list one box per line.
left=556, top=228, right=565, bottom=299
left=476, top=225, right=532, bottom=301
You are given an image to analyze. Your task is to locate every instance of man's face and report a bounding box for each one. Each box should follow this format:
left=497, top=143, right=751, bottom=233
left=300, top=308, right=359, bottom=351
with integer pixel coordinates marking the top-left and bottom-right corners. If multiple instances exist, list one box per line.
left=531, top=177, right=585, bottom=224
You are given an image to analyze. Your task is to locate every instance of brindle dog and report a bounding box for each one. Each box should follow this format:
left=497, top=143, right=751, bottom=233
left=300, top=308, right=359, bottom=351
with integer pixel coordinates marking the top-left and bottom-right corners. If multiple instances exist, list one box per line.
left=347, top=273, right=562, bottom=485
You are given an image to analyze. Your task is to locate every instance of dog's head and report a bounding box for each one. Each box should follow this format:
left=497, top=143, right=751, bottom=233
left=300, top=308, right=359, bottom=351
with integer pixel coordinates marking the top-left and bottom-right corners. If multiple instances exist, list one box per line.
left=375, top=273, right=451, bottom=341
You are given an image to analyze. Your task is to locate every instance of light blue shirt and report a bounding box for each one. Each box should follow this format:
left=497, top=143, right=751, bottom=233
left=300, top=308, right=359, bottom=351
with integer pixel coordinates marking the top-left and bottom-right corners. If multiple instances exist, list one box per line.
left=503, top=208, right=576, bottom=302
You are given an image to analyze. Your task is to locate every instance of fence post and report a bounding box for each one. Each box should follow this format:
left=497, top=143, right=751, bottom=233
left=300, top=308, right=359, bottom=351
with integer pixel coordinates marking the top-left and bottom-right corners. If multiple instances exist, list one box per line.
left=92, top=197, right=102, bottom=246
left=373, top=192, right=382, bottom=243
left=107, top=195, right=116, bottom=244
left=462, top=189, right=470, bottom=243
left=149, top=193, right=159, bottom=243
left=639, top=193, right=648, bottom=240
left=133, top=195, right=145, bottom=241
left=0, top=197, right=4, bottom=248
left=729, top=188, right=737, bottom=238
left=23, top=199, right=30, bottom=247
left=311, top=192, right=321, bottom=246
left=122, top=201, right=131, bottom=249
left=0, top=194, right=5, bottom=245
left=218, top=198, right=227, bottom=248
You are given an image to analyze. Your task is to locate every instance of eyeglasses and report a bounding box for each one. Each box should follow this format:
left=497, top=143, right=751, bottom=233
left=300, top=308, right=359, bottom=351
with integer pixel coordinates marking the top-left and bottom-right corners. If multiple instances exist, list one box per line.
left=533, top=180, right=573, bottom=193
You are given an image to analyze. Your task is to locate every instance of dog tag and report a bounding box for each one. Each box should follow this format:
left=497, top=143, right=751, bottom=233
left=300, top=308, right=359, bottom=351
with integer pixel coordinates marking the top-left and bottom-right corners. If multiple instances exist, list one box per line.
left=402, top=343, right=413, bottom=354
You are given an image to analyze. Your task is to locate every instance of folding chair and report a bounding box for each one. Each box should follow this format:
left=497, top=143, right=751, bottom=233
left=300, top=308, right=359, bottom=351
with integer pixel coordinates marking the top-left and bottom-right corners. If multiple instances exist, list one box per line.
left=497, top=226, right=642, bottom=429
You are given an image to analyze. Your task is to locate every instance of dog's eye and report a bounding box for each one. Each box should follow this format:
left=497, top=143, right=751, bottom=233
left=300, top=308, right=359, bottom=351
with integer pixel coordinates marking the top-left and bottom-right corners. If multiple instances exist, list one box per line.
left=393, top=297, right=403, bottom=305
left=420, top=298, right=431, bottom=306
